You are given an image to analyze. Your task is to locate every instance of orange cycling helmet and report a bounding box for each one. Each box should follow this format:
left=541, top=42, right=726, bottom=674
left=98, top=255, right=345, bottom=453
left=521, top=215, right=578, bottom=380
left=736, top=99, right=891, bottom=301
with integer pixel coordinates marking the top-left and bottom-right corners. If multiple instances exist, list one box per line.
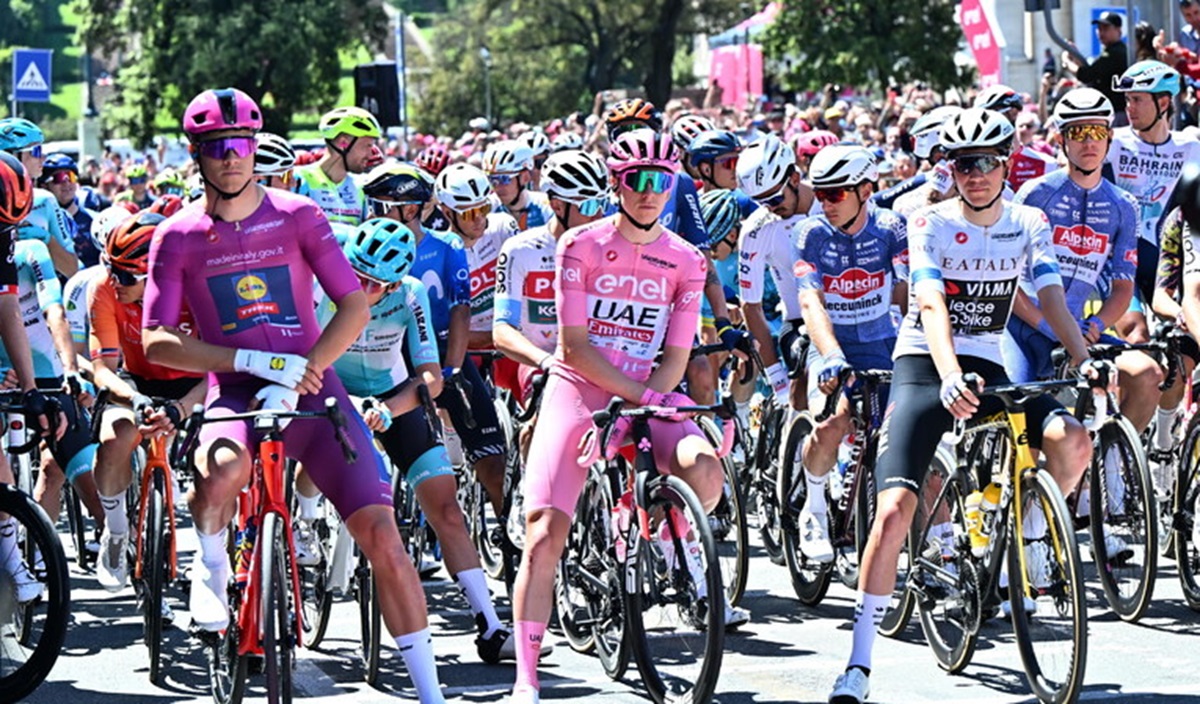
left=605, top=98, right=663, bottom=133
left=106, top=211, right=165, bottom=274
left=0, top=151, right=34, bottom=226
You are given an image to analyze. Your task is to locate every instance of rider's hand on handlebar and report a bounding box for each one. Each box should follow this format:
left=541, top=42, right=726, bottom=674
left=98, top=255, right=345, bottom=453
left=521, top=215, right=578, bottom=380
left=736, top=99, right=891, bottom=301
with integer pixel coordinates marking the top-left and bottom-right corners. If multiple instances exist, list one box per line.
left=939, top=371, right=981, bottom=419
left=1079, top=358, right=1118, bottom=394
left=1080, top=315, right=1104, bottom=345
left=361, top=397, right=393, bottom=433
left=23, top=388, right=66, bottom=441
left=816, top=353, right=850, bottom=396
left=714, top=317, right=750, bottom=361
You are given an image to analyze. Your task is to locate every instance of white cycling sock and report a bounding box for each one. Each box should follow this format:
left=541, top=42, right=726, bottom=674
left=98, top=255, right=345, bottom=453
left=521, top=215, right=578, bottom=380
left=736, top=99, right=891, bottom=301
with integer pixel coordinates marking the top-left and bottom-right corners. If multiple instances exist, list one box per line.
left=99, top=491, right=128, bottom=536
left=196, top=527, right=228, bottom=568
left=1156, top=406, right=1179, bottom=451
left=456, top=568, right=502, bottom=637
left=0, top=518, right=21, bottom=572
left=296, top=492, right=322, bottom=522
left=804, top=469, right=829, bottom=515
left=396, top=628, right=446, bottom=704
left=847, top=591, right=889, bottom=672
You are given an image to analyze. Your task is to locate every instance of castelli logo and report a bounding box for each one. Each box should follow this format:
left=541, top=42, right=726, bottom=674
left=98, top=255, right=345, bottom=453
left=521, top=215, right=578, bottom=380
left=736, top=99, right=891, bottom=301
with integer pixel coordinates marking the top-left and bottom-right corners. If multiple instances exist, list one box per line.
left=1053, top=225, right=1108, bottom=256
left=823, top=268, right=885, bottom=300
left=606, top=250, right=618, bottom=261
left=955, top=232, right=969, bottom=245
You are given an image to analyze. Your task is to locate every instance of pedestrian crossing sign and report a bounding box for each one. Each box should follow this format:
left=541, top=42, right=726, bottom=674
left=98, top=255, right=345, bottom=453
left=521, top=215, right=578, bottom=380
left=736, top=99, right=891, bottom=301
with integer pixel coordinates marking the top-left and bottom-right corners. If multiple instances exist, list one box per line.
left=12, top=49, right=53, bottom=103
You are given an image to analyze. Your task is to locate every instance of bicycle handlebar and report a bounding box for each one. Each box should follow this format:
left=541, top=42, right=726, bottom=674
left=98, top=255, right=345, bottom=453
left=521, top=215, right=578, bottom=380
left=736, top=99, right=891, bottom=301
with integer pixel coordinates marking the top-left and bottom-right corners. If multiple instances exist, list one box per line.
left=513, top=371, right=549, bottom=424
left=179, top=397, right=358, bottom=464
left=816, top=368, right=893, bottom=422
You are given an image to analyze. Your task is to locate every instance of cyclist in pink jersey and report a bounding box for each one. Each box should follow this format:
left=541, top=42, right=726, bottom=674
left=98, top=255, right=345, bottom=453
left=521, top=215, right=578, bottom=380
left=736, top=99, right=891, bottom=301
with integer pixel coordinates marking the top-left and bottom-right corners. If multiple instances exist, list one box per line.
left=142, top=89, right=446, bottom=703
left=506, top=130, right=726, bottom=704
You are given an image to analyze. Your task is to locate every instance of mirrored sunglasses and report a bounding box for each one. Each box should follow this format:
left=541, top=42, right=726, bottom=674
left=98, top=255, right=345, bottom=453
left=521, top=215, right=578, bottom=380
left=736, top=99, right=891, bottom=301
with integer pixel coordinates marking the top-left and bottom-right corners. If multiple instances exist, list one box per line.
left=488, top=173, right=518, bottom=186
left=195, top=136, right=257, bottom=161
left=950, top=154, right=1007, bottom=176
left=18, top=145, right=43, bottom=159
left=109, top=266, right=147, bottom=286
left=1062, top=124, right=1111, bottom=142
left=715, top=155, right=739, bottom=170
left=814, top=186, right=854, bottom=204
left=754, top=187, right=787, bottom=209
left=620, top=169, right=674, bottom=194
left=576, top=197, right=607, bottom=217
left=455, top=202, right=492, bottom=222
left=355, top=270, right=394, bottom=293
left=128, top=176, right=148, bottom=185
left=45, top=170, right=77, bottom=185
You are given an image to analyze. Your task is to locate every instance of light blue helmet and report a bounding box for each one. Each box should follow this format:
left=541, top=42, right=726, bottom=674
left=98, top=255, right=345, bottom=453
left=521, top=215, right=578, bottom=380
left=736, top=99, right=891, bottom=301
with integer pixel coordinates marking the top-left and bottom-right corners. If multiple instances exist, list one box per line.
left=699, top=189, right=742, bottom=248
left=344, top=218, right=417, bottom=284
left=1112, top=60, right=1181, bottom=97
left=0, top=118, right=44, bottom=153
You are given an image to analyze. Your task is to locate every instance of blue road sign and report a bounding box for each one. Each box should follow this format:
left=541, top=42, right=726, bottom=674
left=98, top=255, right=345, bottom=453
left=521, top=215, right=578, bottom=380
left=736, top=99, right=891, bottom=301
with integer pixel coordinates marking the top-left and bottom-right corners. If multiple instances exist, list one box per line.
left=13, top=49, right=53, bottom=103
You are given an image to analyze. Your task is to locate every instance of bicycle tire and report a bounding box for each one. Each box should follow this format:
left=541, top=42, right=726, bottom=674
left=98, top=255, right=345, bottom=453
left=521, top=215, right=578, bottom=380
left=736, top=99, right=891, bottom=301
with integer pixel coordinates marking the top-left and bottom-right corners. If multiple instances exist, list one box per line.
left=554, top=473, right=598, bottom=654
left=698, top=416, right=748, bottom=607
left=779, top=412, right=833, bottom=605
left=298, top=516, right=332, bottom=649
left=876, top=444, right=923, bottom=639
left=1175, top=416, right=1200, bottom=610
left=143, top=471, right=167, bottom=684
left=912, top=451, right=979, bottom=674
left=464, top=471, right=503, bottom=580
left=355, top=547, right=382, bottom=686
left=394, top=476, right=425, bottom=571
left=756, top=406, right=786, bottom=565
left=64, top=484, right=89, bottom=569
left=260, top=513, right=294, bottom=704
left=0, top=484, right=69, bottom=703
left=1007, top=469, right=1087, bottom=704
left=626, top=475, right=725, bottom=704
left=1088, top=417, right=1157, bottom=622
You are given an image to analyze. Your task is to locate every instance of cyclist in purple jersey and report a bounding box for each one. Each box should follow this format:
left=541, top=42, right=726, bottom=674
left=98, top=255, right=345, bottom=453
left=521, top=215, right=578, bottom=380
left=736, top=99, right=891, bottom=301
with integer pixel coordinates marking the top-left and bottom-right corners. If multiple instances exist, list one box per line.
left=142, top=89, right=446, bottom=703
left=792, top=146, right=908, bottom=565
left=1004, top=88, right=1163, bottom=436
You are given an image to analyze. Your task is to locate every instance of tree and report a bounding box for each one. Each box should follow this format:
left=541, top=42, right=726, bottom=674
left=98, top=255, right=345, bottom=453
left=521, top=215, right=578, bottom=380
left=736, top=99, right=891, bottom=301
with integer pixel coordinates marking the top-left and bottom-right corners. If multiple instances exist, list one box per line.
left=763, top=0, right=967, bottom=96
left=72, top=0, right=388, bottom=144
left=415, top=0, right=741, bottom=132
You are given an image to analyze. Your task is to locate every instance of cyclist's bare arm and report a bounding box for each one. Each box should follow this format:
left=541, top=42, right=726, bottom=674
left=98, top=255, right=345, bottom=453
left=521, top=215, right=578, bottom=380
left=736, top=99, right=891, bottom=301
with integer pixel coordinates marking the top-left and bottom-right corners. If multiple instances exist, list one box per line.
left=561, top=323, right=647, bottom=403
left=494, top=321, right=550, bottom=369
left=799, top=289, right=841, bottom=358
left=383, top=362, right=443, bottom=417
left=743, top=302, right=781, bottom=368
left=444, top=304, right=471, bottom=370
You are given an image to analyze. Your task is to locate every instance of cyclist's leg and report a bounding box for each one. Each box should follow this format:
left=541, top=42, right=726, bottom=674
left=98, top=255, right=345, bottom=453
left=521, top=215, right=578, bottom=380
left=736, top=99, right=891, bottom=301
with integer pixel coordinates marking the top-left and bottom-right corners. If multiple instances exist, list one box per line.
left=780, top=320, right=809, bottom=412
left=686, top=353, right=717, bottom=406
left=292, top=373, right=445, bottom=704
left=53, top=396, right=101, bottom=524
left=95, top=405, right=140, bottom=533
left=1154, top=336, right=1198, bottom=453
left=1116, top=287, right=1151, bottom=344
left=1028, top=393, right=1092, bottom=498
left=1114, top=347, right=1163, bottom=432
left=511, top=369, right=598, bottom=695
left=655, top=417, right=722, bottom=511
left=32, top=455, right=64, bottom=522
left=443, top=359, right=506, bottom=514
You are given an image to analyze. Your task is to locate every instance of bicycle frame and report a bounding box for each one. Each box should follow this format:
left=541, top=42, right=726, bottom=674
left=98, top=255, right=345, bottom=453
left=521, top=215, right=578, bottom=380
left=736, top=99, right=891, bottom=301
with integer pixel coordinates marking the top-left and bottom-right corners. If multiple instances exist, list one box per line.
left=133, top=433, right=178, bottom=582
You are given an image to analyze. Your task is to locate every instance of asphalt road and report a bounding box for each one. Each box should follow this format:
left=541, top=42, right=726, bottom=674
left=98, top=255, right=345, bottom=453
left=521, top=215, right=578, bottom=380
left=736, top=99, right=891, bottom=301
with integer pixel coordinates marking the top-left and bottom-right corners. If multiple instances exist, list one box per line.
left=22, top=514, right=1200, bottom=704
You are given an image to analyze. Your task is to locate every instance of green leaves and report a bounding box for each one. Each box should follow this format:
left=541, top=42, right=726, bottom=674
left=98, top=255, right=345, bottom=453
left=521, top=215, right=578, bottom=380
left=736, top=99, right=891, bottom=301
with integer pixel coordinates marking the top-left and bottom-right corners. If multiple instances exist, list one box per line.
left=764, top=0, right=965, bottom=95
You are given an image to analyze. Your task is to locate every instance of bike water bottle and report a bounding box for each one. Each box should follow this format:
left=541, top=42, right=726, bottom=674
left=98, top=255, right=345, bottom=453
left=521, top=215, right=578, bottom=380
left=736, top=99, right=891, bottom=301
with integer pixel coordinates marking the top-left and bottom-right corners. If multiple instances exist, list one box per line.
left=234, top=516, right=257, bottom=590
left=980, top=482, right=1002, bottom=539
left=830, top=434, right=855, bottom=502
left=964, top=490, right=989, bottom=557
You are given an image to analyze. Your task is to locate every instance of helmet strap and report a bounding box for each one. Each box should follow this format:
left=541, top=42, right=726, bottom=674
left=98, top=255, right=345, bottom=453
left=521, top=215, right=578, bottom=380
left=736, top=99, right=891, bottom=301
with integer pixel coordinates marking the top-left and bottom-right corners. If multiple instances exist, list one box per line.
left=328, top=136, right=357, bottom=173
left=196, top=159, right=255, bottom=202
left=838, top=189, right=866, bottom=231
left=961, top=189, right=1004, bottom=212
left=618, top=202, right=658, bottom=231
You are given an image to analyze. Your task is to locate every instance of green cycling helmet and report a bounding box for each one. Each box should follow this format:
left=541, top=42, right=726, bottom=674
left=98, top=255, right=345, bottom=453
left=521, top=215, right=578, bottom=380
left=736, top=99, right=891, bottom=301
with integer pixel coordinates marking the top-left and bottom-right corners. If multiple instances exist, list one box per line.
left=319, top=107, right=383, bottom=141
left=344, top=218, right=417, bottom=284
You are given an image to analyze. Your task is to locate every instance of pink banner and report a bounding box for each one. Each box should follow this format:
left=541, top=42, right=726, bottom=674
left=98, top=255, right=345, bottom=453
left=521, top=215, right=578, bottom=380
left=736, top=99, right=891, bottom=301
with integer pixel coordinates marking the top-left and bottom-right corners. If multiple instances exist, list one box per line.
left=959, top=0, right=1002, bottom=87
left=708, top=45, right=763, bottom=108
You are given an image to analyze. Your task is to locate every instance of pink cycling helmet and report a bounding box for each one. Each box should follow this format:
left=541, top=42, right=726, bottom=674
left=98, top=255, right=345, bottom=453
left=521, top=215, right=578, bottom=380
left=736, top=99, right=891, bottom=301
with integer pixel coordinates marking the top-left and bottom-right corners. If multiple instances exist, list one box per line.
left=607, top=128, right=680, bottom=174
left=791, top=129, right=839, bottom=157
left=182, top=88, right=263, bottom=138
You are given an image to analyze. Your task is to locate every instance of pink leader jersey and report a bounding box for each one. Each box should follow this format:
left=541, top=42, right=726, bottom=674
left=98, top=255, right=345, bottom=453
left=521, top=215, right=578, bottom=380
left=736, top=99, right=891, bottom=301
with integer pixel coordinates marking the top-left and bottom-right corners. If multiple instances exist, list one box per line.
left=555, top=217, right=707, bottom=382
left=143, top=190, right=361, bottom=378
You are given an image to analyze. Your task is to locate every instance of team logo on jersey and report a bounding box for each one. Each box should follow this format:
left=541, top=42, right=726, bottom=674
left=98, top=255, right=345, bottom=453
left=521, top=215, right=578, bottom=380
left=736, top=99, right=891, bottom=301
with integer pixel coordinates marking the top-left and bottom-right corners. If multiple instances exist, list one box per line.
left=236, top=275, right=269, bottom=301
left=606, top=250, right=618, bottom=261
left=523, top=270, right=555, bottom=299
left=1053, top=225, right=1109, bottom=256
left=794, top=260, right=816, bottom=277
left=823, top=268, right=885, bottom=300
left=955, top=232, right=969, bottom=245
left=207, top=228, right=220, bottom=244
left=1124, top=248, right=1138, bottom=264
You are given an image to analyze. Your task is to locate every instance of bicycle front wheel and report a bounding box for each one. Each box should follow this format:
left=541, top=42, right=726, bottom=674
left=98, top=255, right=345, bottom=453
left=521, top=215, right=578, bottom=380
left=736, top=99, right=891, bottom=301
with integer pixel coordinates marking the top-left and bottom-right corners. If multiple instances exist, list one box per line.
left=757, top=407, right=787, bottom=565
left=260, top=513, right=295, bottom=704
left=1088, top=418, right=1157, bottom=622
left=0, top=484, right=69, bottom=703
left=354, top=547, right=382, bottom=685
left=626, top=475, right=725, bottom=704
left=911, top=450, right=979, bottom=673
left=698, top=416, right=748, bottom=607
left=779, top=412, right=832, bottom=605
left=1008, top=469, right=1087, bottom=704
left=297, top=515, right=332, bottom=649
left=142, top=471, right=168, bottom=684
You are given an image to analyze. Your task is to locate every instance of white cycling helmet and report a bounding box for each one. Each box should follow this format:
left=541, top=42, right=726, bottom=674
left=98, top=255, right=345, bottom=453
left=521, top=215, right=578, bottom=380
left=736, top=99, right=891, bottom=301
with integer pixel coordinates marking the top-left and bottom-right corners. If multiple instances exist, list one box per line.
left=671, top=113, right=717, bottom=150
left=809, top=145, right=879, bottom=188
left=910, top=106, right=962, bottom=160
left=91, top=205, right=135, bottom=250
left=541, top=150, right=609, bottom=203
left=1052, top=88, right=1114, bottom=127
left=435, top=163, right=492, bottom=211
left=253, top=133, right=296, bottom=176
left=972, top=85, right=1024, bottom=113
left=551, top=132, right=584, bottom=152
left=521, top=130, right=551, bottom=158
left=940, top=108, right=1015, bottom=153
left=483, top=140, right=534, bottom=174
left=736, top=134, right=795, bottom=199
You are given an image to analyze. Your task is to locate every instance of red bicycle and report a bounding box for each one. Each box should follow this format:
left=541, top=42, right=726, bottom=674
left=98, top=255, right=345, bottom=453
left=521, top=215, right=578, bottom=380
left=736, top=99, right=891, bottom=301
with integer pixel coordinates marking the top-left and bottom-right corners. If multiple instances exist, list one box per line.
left=181, top=396, right=357, bottom=704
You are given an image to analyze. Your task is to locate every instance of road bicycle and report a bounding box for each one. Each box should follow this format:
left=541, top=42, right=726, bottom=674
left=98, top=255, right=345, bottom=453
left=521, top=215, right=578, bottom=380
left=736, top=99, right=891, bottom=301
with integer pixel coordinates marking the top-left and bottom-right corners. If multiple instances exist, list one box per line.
left=183, top=396, right=357, bottom=704
left=908, top=375, right=1090, bottom=704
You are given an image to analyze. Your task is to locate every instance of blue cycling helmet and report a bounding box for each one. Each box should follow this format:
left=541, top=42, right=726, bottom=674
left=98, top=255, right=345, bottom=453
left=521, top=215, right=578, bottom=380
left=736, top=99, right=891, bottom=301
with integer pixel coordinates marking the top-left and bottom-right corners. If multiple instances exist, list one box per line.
left=0, top=118, right=44, bottom=153
left=1113, top=60, right=1181, bottom=97
left=699, top=189, right=742, bottom=248
left=344, top=218, right=417, bottom=284
left=43, top=153, right=79, bottom=174
left=688, top=130, right=742, bottom=166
